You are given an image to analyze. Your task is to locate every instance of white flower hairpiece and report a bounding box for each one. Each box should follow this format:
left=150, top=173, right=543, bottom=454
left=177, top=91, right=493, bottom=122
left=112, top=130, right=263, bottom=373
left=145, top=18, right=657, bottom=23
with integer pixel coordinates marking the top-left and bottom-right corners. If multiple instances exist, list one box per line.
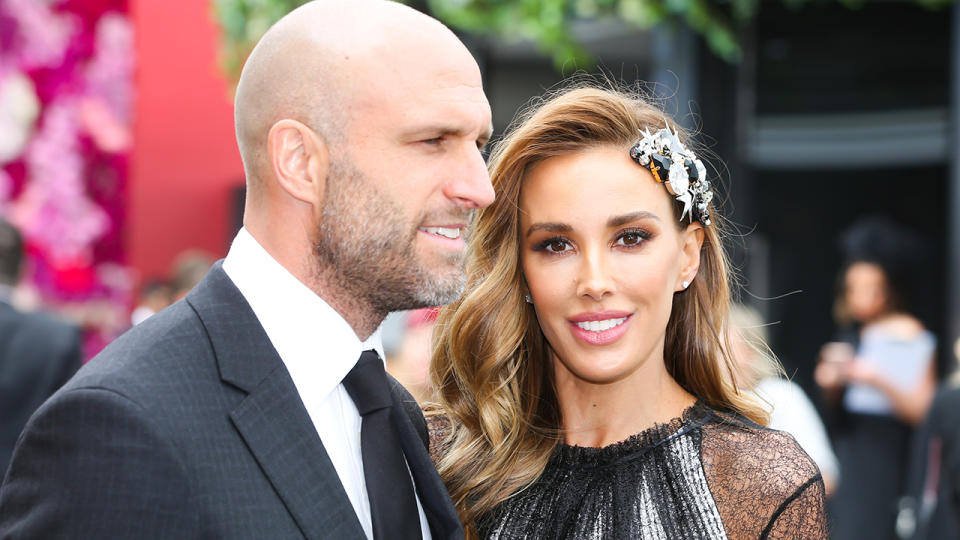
left=628, top=124, right=713, bottom=226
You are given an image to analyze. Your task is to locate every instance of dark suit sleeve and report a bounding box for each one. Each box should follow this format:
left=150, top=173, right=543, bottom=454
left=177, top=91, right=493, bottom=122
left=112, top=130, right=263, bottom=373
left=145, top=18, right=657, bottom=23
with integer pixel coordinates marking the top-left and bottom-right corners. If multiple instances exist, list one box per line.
left=0, top=387, right=198, bottom=538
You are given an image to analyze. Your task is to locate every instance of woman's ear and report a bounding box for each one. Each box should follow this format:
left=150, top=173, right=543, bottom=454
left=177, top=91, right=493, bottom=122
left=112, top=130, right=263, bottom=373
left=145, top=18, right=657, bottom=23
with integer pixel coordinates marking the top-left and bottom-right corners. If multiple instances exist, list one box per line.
left=677, top=222, right=705, bottom=291
left=267, top=119, right=330, bottom=207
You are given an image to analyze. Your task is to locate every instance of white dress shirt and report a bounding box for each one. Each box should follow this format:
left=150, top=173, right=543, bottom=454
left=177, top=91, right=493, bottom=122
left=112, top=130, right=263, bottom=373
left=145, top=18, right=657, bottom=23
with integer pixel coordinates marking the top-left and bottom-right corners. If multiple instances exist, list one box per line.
left=223, top=228, right=432, bottom=540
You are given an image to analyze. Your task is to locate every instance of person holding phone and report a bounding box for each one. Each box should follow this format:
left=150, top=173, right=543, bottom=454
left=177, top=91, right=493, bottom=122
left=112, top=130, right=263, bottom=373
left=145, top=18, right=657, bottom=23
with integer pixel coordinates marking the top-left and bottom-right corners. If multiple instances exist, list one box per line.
left=814, top=218, right=937, bottom=540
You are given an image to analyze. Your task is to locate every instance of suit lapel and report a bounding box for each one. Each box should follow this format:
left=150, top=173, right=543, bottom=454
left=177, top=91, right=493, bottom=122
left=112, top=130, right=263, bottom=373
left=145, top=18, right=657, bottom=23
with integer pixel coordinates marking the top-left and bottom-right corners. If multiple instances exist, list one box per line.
left=187, top=264, right=366, bottom=540
left=389, top=393, right=464, bottom=540
left=231, top=371, right=366, bottom=539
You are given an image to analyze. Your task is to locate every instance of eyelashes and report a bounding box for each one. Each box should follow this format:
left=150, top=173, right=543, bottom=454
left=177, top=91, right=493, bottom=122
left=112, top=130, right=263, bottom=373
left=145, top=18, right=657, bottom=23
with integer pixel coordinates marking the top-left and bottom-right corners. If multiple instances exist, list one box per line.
left=615, top=228, right=652, bottom=247
left=531, top=228, right=653, bottom=254
left=533, top=237, right=572, bottom=253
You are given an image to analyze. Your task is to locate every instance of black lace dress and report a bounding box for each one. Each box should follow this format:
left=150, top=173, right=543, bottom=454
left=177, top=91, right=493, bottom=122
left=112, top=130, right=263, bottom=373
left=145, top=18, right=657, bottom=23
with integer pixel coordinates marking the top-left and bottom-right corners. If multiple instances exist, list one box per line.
left=434, top=402, right=829, bottom=539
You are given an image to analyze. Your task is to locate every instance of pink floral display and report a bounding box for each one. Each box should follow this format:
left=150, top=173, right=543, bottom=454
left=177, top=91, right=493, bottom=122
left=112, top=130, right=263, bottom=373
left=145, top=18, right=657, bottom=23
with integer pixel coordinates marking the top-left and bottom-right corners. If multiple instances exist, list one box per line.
left=0, top=0, right=134, bottom=359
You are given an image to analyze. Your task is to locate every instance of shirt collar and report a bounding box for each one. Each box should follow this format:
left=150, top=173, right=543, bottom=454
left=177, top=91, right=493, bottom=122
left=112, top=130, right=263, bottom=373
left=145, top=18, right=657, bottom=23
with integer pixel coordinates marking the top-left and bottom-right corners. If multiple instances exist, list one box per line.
left=222, top=228, right=384, bottom=401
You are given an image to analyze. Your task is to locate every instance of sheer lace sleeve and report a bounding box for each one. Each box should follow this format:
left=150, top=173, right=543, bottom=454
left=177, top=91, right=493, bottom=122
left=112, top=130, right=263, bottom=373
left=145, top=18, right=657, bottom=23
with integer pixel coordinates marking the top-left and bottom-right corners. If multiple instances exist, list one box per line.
left=700, top=412, right=830, bottom=539
left=761, top=473, right=828, bottom=539
left=425, top=412, right=453, bottom=465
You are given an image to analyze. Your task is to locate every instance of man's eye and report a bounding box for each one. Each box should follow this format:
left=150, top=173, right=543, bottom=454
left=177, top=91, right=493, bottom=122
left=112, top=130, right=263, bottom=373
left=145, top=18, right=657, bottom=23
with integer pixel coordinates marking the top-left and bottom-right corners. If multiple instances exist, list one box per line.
left=422, top=137, right=443, bottom=145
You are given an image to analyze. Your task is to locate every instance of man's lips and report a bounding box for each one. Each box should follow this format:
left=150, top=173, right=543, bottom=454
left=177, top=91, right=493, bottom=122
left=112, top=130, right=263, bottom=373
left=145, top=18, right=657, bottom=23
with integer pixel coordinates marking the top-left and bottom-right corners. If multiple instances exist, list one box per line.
left=418, top=225, right=463, bottom=240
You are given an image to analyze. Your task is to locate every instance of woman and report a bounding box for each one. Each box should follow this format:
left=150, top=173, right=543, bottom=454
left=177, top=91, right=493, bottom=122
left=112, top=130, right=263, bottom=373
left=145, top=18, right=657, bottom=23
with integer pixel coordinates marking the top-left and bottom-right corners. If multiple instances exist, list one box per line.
left=428, top=86, right=827, bottom=539
left=814, top=218, right=936, bottom=540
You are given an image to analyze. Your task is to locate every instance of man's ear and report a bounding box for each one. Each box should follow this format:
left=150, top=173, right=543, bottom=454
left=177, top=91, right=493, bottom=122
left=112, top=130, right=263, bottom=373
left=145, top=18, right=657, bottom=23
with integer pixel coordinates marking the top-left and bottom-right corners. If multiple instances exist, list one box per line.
left=267, top=119, right=329, bottom=206
left=677, top=222, right=705, bottom=291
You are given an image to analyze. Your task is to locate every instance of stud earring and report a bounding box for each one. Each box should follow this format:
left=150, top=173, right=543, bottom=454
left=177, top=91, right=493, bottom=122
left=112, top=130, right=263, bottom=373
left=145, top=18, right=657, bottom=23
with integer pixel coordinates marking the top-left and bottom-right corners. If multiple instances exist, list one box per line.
left=681, top=280, right=690, bottom=289
left=525, top=294, right=533, bottom=304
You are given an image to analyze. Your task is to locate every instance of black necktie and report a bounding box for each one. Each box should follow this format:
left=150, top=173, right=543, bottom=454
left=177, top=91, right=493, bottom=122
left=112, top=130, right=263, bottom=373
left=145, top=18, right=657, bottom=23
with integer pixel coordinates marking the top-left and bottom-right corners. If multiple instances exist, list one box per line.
left=342, top=350, right=422, bottom=540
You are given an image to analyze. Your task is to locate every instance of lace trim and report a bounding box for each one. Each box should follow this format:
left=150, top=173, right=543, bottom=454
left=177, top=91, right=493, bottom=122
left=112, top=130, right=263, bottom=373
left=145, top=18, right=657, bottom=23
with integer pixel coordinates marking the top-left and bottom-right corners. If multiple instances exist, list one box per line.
left=552, top=400, right=714, bottom=469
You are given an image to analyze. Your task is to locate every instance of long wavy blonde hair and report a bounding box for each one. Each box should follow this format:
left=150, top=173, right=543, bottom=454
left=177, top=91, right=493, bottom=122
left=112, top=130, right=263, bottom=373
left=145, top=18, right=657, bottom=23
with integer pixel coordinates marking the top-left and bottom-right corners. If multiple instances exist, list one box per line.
left=428, top=84, right=768, bottom=536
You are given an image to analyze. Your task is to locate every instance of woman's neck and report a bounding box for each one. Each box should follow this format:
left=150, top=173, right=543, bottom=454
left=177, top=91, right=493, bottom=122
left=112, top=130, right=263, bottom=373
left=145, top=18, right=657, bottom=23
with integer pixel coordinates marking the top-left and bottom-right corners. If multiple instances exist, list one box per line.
left=858, top=307, right=895, bottom=327
left=553, top=354, right=695, bottom=448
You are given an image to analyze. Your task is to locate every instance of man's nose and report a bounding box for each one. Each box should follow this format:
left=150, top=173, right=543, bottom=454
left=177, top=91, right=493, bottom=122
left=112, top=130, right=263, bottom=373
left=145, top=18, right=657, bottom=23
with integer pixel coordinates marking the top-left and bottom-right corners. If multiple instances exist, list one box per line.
left=443, top=145, right=495, bottom=209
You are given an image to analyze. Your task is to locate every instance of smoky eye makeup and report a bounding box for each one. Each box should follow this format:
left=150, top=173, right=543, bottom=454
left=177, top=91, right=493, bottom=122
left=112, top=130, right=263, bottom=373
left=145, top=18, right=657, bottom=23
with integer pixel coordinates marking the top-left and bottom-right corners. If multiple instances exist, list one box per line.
left=532, top=236, right=572, bottom=254
left=614, top=227, right=653, bottom=248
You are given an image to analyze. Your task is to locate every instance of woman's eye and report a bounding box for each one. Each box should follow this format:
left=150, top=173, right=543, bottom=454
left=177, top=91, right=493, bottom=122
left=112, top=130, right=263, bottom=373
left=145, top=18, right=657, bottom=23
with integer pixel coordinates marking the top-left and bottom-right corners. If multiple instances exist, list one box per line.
left=616, top=231, right=647, bottom=247
left=535, top=238, right=571, bottom=253
left=545, top=239, right=570, bottom=253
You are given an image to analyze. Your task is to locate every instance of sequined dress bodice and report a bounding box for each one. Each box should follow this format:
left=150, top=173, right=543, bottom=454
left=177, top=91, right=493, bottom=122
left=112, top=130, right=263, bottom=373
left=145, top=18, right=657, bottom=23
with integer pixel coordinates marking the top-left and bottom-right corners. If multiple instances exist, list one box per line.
left=451, top=403, right=828, bottom=540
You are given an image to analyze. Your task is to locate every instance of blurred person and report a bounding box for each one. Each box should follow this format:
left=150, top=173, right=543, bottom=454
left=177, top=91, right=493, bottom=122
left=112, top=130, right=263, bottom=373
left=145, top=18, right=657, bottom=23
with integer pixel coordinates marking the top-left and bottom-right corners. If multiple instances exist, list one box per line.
left=921, top=384, right=960, bottom=536
left=0, top=217, right=82, bottom=476
left=0, top=0, right=493, bottom=537
left=130, top=251, right=212, bottom=327
left=728, top=303, right=840, bottom=495
left=378, top=310, right=410, bottom=360
left=428, top=86, right=827, bottom=539
left=130, top=278, right=172, bottom=326
left=897, top=370, right=960, bottom=539
left=814, top=218, right=936, bottom=540
left=386, top=308, right=439, bottom=403
left=169, top=250, right=215, bottom=302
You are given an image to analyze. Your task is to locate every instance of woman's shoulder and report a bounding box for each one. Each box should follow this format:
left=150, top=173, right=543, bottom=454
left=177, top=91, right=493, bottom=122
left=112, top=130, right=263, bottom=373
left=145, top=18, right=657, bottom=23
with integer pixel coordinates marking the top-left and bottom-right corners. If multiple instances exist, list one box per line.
left=867, top=313, right=927, bottom=340
left=702, top=409, right=822, bottom=497
left=424, top=406, right=455, bottom=464
left=702, top=409, right=827, bottom=537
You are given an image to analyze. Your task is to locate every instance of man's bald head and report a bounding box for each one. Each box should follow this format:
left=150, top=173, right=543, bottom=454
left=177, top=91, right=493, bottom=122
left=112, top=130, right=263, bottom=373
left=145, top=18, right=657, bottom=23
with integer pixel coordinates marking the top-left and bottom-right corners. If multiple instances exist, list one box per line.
left=234, top=0, right=475, bottom=189
left=233, top=0, right=492, bottom=337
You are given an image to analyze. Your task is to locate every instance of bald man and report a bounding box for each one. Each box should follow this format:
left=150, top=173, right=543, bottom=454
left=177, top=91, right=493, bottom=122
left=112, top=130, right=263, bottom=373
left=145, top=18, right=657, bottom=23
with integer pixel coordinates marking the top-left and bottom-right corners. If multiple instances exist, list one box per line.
left=0, top=1, right=492, bottom=538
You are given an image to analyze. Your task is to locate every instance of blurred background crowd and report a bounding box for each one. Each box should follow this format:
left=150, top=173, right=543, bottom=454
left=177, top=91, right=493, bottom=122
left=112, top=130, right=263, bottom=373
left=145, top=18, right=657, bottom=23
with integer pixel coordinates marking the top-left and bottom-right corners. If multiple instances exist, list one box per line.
left=0, top=0, right=958, bottom=538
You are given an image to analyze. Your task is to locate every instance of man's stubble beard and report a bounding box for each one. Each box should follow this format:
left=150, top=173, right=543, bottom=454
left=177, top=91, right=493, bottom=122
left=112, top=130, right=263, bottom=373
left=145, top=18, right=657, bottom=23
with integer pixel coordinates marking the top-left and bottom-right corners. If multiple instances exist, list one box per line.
left=313, top=157, right=469, bottom=314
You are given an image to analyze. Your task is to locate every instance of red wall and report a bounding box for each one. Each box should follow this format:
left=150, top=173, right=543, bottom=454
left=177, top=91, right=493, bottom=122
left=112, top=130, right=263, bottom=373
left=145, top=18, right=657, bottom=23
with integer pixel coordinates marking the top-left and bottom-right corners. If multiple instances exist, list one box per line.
left=128, top=0, right=243, bottom=283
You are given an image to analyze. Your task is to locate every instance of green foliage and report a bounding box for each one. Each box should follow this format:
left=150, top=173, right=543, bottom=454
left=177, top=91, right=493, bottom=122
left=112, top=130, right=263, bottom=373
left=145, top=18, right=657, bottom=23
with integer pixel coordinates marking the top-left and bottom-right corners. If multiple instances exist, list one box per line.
left=212, top=0, right=955, bottom=80
left=213, top=0, right=310, bottom=79
left=425, top=0, right=593, bottom=69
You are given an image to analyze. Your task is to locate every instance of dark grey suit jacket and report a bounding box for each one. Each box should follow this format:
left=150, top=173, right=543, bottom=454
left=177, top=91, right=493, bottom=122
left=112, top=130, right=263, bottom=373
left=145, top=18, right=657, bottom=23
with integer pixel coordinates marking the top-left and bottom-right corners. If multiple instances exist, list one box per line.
left=0, top=301, right=82, bottom=476
left=0, top=264, right=463, bottom=539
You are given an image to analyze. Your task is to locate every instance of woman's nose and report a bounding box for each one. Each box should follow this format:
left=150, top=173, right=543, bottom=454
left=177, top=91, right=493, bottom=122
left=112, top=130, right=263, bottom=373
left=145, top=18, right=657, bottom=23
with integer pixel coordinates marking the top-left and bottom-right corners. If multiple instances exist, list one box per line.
left=576, top=249, right=613, bottom=301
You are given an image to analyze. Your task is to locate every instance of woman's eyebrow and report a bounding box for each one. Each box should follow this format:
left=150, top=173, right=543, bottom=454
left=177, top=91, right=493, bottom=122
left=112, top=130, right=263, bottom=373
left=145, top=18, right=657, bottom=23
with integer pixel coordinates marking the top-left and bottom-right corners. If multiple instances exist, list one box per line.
left=607, top=211, right=660, bottom=228
left=525, top=222, right=572, bottom=238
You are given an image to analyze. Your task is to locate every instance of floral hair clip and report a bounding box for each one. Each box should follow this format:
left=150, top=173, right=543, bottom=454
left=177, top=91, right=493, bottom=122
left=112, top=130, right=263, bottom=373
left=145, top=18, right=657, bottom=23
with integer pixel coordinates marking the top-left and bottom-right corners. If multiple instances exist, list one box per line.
left=628, top=124, right=713, bottom=226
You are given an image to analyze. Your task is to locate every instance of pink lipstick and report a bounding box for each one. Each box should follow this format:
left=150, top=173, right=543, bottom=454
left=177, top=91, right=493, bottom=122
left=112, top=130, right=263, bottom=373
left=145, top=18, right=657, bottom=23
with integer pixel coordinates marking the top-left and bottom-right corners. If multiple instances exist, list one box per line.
left=568, top=311, right=632, bottom=346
